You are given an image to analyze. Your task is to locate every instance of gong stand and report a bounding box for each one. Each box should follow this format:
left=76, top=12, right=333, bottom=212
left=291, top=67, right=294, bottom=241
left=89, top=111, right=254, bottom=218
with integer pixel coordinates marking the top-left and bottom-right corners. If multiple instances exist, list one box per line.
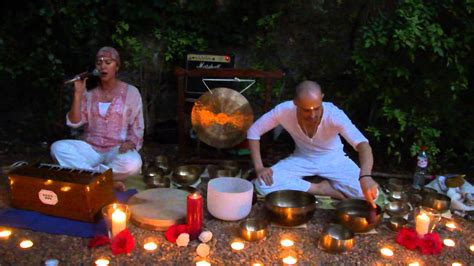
left=174, top=67, right=284, bottom=160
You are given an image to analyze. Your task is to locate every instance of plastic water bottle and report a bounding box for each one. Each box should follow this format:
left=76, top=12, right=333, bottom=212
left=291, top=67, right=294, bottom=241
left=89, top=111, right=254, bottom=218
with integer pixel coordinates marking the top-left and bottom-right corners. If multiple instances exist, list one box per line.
left=412, top=146, right=428, bottom=189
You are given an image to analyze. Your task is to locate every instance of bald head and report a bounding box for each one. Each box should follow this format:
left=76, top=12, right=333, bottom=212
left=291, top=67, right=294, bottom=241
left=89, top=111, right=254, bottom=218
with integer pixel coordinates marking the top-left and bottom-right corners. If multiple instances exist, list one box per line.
left=294, top=80, right=322, bottom=100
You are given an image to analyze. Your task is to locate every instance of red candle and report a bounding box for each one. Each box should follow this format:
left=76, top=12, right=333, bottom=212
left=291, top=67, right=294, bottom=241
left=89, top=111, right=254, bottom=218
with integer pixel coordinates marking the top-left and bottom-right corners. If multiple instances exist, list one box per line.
left=187, top=192, right=203, bottom=240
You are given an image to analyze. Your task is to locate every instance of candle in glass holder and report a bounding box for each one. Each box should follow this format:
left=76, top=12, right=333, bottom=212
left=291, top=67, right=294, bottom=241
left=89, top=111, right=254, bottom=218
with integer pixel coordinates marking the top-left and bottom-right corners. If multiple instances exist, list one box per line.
left=380, top=247, right=394, bottom=258
left=416, top=213, right=430, bottom=237
left=0, top=229, right=12, bottom=239
left=281, top=238, right=294, bottom=247
left=19, top=240, right=33, bottom=249
left=196, top=260, right=211, bottom=266
left=282, top=255, right=297, bottom=265
left=231, top=240, right=245, bottom=251
left=187, top=193, right=203, bottom=240
left=94, top=258, right=110, bottom=266
left=443, top=238, right=455, bottom=247
left=111, top=208, right=127, bottom=237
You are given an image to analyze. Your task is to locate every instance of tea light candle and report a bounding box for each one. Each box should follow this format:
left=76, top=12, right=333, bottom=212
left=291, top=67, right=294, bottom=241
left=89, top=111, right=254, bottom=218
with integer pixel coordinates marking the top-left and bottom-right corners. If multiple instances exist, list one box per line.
left=19, top=240, right=33, bottom=249
left=111, top=208, right=127, bottom=237
left=416, top=213, right=430, bottom=237
left=231, top=240, right=245, bottom=251
left=469, top=244, right=474, bottom=254
left=451, top=263, right=463, bottom=266
left=281, top=238, right=294, bottom=247
left=251, top=261, right=264, bottom=266
left=196, top=260, right=211, bottom=266
left=443, top=238, right=455, bottom=247
left=408, top=262, right=420, bottom=266
left=0, top=229, right=12, bottom=239
left=445, top=221, right=457, bottom=231
left=282, top=255, right=297, bottom=265
left=94, top=258, right=110, bottom=266
left=187, top=193, right=203, bottom=240
left=143, top=241, right=158, bottom=251
left=380, top=247, right=394, bottom=258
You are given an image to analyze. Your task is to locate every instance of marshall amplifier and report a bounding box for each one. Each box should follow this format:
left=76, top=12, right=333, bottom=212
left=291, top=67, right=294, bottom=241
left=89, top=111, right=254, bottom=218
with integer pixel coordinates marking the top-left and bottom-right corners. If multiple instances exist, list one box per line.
left=185, top=52, right=235, bottom=98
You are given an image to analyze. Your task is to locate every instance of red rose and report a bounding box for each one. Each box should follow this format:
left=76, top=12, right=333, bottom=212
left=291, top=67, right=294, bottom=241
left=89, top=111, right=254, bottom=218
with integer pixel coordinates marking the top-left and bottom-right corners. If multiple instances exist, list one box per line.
left=111, top=229, right=135, bottom=255
left=419, top=233, right=442, bottom=255
left=396, top=228, right=419, bottom=250
left=164, top=224, right=189, bottom=243
left=88, top=235, right=111, bottom=249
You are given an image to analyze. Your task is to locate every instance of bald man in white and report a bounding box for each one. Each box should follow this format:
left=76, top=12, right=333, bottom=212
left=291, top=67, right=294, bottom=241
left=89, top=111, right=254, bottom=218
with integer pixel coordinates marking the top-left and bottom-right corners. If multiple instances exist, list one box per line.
left=247, top=80, right=378, bottom=206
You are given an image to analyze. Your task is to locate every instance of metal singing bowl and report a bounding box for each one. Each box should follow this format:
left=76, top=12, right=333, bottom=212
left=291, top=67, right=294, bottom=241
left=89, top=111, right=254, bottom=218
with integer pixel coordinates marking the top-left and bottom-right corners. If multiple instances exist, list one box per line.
left=265, top=190, right=316, bottom=226
left=172, top=165, right=201, bottom=186
left=240, top=217, right=269, bottom=241
left=385, top=201, right=411, bottom=217
left=319, top=223, right=355, bottom=253
left=336, top=199, right=382, bottom=233
left=421, top=192, right=451, bottom=213
left=387, top=216, right=408, bottom=231
left=144, top=168, right=169, bottom=188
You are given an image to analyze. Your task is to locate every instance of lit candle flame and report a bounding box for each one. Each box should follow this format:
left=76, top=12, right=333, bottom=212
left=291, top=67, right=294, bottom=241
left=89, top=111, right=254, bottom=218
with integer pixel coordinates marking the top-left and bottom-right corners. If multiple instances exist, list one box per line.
left=231, top=241, right=245, bottom=251
left=19, top=240, right=33, bottom=249
left=470, top=244, right=474, bottom=253
left=445, top=222, right=457, bottom=230
left=408, top=262, right=420, bottom=266
left=144, top=241, right=157, bottom=251
left=452, top=263, right=463, bottom=266
left=380, top=247, right=394, bottom=258
left=196, top=260, right=211, bottom=266
left=281, top=239, right=294, bottom=247
left=0, top=229, right=12, bottom=238
left=282, top=256, right=297, bottom=265
left=443, top=239, right=455, bottom=247
left=95, top=258, right=110, bottom=266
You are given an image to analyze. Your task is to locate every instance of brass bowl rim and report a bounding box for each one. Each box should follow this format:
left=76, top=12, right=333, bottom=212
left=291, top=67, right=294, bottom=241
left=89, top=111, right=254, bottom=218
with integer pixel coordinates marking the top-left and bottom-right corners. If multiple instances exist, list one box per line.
left=265, top=190, right=317, bottom=209
left=321, top=223, right=355, bottom=240
left=239, top=217, right=269, bottom=232
left=388, top=216, right=408, bottom=229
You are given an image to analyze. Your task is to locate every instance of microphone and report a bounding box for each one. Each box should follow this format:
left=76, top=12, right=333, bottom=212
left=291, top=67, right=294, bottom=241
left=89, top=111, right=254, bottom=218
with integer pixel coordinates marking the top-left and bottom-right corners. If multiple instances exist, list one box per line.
left=64, top=69, right=100, bottom=84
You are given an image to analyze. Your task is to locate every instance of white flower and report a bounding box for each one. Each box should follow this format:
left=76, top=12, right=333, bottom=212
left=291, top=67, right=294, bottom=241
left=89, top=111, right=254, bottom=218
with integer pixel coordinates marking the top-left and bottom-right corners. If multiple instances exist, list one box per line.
left=198, top=231, right=213, bottom=243
left=176, top=233, right=190, bottom=247
left=196, top=243, right=210, bottom=257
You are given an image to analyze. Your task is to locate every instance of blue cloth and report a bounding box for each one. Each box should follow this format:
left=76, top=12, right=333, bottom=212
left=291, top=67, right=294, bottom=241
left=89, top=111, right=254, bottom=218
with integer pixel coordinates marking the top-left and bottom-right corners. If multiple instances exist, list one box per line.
left=0, top=189, right=137, bottom=238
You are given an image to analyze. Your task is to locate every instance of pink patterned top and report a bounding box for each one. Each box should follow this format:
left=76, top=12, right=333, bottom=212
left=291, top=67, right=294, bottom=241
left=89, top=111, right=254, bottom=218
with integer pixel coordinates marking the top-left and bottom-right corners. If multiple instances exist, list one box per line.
left=66, top=82, right=144, bottom=152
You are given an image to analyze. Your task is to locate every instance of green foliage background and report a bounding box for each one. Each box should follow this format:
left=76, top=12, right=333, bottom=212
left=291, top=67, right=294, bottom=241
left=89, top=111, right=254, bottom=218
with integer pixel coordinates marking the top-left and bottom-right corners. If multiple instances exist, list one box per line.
left=0, top=0, right=473, bottom=172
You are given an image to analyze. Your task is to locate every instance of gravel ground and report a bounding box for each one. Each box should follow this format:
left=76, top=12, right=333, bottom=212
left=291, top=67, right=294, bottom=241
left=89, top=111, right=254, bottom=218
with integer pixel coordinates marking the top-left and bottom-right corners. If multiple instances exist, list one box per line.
left=0, top=145, right=473, bottom=265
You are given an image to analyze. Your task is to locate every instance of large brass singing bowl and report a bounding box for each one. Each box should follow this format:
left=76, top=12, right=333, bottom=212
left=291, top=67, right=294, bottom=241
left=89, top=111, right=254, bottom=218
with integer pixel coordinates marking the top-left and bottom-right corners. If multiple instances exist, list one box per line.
left=171, top=165, right=201, bottom=186
left=421, top=192, right=451, bottom=213
left=336, top=199, right=383, bottom=233
left=319, top=224, right=355, bottom=253
left=265, top=190, right=316, bottom=226
left=191, top=87, right=254, bottom=149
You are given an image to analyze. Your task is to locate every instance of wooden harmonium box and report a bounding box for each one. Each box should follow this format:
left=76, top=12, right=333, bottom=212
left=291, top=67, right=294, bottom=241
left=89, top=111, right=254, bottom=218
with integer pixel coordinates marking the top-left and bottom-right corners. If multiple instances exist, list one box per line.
left=8, top=163, right=115, bottom=222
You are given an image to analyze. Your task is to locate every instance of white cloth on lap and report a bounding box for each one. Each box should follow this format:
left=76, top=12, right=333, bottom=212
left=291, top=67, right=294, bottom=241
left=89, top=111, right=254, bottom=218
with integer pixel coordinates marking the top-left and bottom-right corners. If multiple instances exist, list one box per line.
left=426, top=175, right=474, bottom=211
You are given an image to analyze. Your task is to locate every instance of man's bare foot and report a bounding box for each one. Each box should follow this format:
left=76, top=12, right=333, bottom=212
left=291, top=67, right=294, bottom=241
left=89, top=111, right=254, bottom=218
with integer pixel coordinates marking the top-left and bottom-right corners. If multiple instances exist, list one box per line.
left=113, top=181, right=126, bottom=192
left=308, top=180, right=347, bottom=200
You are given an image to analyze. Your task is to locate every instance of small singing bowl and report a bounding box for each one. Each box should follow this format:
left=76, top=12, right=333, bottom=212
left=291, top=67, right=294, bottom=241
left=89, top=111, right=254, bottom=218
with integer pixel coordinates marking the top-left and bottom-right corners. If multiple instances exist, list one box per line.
left=144, top=171, right=170, bottom=188
left=155, top=155, right=169, bottom=164
left=240, top=218, right=268, bottom=241
left=319, top=224, right=355, bottom=253
left=387, top=178, right=405, bottom=192
left=387, top=217, right=408, bottom=231
left=336, top=199, right=383, bottom=233
left=156, top=162, right=171, bottom=175
left=385, top=201, right=411, bottom=217
left=171, top=165, right=201, bottom=186
left=421, top=192, right=451, bottom=213
left=265, top=190, right=316, bottom=226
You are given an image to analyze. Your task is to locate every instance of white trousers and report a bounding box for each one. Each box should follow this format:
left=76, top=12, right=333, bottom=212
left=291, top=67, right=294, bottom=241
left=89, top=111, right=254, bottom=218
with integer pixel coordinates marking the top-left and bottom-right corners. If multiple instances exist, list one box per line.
left=255, top=153, right=364, bottom=198
left=50, top=140, right=142, bottom=181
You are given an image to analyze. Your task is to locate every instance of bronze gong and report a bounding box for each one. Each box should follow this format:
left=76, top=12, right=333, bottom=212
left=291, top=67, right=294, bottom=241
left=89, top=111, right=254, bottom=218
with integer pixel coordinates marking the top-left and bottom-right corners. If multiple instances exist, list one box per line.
left=191, top=87, right=254, bottom=148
